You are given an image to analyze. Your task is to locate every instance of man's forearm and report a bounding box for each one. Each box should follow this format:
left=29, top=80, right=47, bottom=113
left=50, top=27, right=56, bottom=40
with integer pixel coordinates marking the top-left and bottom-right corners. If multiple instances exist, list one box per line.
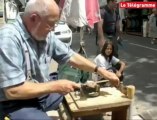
left=69, top=53, right=120, bottom=86
left=4, top=81, right=54, bottom=100
left=70, top=53, right=113, bottom=78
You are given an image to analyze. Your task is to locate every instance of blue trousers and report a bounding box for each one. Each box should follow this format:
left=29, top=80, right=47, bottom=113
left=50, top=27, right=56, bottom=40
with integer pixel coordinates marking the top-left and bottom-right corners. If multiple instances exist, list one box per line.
left=1, top=93, right=63, bottom=120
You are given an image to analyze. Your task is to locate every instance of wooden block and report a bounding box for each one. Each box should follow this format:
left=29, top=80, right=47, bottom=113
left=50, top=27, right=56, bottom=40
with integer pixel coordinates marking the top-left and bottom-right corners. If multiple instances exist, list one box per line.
left=118, top=83, right=136, bottom=99
left=126, top=85, right=135, bottom=99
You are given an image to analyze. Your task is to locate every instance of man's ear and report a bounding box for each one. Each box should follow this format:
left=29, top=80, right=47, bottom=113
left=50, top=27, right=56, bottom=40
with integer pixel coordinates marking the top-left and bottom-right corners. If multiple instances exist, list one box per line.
left=30, top=14, right=39, bottom=22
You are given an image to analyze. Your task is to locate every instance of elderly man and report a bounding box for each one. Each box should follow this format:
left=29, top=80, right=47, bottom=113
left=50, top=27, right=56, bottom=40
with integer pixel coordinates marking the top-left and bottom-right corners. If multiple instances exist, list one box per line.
left=0, top=0, right=119, bottom=119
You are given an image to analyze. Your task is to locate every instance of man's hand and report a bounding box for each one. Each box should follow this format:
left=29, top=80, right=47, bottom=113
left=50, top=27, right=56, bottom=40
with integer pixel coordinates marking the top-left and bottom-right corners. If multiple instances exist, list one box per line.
left=98, top=67, right=120, bottom=87
left=51, top=80, right=81, bottom=95
left=106, top=71, right=120, bottom=87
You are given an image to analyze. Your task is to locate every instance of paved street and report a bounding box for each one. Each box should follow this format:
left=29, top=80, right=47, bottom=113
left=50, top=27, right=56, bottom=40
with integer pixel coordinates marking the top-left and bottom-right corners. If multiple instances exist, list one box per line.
left=119, top=34, right=157, bottom=118
left=70, top=32, right=157, bottom=118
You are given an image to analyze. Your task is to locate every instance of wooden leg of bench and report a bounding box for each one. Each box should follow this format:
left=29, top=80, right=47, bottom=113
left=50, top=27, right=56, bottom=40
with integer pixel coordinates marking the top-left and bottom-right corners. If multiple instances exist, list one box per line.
left=112, top=107, right=129, bottom=120
left=58, top=103, right=73, bottom=120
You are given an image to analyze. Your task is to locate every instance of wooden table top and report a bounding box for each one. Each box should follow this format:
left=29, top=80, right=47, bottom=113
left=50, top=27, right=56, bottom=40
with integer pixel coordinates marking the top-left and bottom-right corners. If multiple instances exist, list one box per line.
left=64, top=87, right=131, bottom=113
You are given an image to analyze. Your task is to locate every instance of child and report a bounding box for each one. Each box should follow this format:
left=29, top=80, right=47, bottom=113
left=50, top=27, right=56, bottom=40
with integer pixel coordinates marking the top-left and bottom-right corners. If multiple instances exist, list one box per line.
left=94, top=41, right=126, bottom=81
left=148, top=8, right=157, bottom=44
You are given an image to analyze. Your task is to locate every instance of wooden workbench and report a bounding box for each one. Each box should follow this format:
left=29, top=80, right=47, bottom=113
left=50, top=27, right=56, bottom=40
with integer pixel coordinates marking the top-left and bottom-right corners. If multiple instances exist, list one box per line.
left=59, top=87, right=132, bottom=120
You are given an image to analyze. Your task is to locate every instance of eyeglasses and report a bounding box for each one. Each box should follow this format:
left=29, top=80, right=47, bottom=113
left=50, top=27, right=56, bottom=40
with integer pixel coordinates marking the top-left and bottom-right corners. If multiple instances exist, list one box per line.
left=36, top=14, right=59, bottom=31
left=45, top=21, right=59, bottom=31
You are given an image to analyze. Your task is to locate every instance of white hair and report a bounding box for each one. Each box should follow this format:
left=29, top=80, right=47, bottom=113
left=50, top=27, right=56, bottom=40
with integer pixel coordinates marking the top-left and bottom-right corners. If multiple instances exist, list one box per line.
left=24, top=0, right=50, bottom=17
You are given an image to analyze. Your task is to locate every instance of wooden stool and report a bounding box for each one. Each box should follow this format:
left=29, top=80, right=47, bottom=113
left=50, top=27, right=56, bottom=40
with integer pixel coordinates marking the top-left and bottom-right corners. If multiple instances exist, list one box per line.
left=59, top=87, right=134, bottom=120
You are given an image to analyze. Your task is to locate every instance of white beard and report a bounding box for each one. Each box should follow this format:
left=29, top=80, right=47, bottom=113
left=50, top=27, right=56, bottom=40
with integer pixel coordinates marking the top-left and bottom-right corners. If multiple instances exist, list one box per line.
left=31, top=22, right=46, bottom=41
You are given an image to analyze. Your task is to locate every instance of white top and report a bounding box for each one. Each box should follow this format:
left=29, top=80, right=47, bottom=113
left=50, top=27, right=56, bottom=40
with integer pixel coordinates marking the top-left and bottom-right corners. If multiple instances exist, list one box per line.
left=94, top=54, right=120, bottom=70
